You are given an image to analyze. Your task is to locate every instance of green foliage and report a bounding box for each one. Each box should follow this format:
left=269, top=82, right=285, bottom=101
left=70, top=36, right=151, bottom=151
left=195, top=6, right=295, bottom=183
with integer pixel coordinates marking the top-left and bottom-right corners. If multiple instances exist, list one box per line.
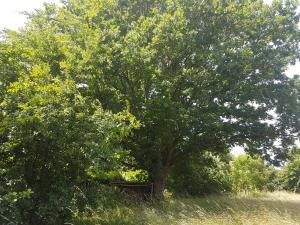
left=121, top=169, right=149, bottom=183
left=0, top=65, right=136, bottom=225
left=50, top=0, right=300, bottom=193
left=230, top=155, right=272, bottom=192
left=168, top=152, right=232, bottom=195
left=0, top=0, right=299, bottom=212
left=87, top=170, right=124, bottom=183
left=277, top=149, right=300, bottom=192
left=1, top=1, right=298, bottom=197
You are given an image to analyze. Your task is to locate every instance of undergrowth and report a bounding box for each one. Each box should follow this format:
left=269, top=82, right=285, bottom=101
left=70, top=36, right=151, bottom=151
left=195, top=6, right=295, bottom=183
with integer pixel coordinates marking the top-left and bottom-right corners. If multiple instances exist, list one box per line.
left=71, top=191, right=300, bottom=225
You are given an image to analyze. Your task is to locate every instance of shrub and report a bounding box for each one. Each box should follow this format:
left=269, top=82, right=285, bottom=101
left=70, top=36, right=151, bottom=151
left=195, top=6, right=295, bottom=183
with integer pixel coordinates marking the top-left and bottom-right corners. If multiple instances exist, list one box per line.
left=0, top=66, right=136, bottom=225
left=168, top=152, right=232, bottom=196
left=121, top=170, right=149, bottom=183
left=277, top=150, right=300, bottom=193
left=230, top=155, right=272, bottom=192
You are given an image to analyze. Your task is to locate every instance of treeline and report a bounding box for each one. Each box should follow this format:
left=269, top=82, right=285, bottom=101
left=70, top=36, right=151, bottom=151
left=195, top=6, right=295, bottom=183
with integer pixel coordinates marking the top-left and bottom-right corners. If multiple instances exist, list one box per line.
left=1, top=0, right=300, bottom=224
left=168, top=151, right=300, bottom=196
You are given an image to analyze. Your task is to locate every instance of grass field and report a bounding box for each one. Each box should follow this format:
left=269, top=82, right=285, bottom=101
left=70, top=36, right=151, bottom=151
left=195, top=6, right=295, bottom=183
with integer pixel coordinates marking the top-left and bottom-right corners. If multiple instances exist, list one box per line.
left=73, top=191, right=300, bottom=225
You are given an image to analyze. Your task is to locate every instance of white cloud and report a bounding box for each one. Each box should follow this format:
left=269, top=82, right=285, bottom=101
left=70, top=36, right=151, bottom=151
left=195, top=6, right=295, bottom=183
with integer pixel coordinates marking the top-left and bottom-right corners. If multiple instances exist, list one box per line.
left=0, top=0, right=61, bottom=30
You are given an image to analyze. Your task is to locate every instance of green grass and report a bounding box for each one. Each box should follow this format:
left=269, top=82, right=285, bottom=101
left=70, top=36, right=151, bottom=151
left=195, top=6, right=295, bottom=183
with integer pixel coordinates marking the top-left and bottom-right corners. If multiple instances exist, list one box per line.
left=73, top=191, right=300, bottom=225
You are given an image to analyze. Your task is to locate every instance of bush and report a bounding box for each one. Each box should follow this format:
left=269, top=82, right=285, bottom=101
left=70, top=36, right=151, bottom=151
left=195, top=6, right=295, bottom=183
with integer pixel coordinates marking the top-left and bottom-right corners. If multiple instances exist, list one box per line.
left=0, top=66, right=136, bottom=225
left=121, top=170, right=149, bottom=183
left=168, top=152, right=232, bottom=196
left=277, top=150, right=300, bottom=193
left=230, top=155, right=272, bottom=192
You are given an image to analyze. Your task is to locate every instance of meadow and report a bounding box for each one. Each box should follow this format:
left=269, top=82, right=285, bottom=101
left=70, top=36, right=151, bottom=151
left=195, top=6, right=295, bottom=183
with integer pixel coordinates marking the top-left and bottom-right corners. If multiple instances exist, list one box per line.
left=73, top=191, right=300, bottom=225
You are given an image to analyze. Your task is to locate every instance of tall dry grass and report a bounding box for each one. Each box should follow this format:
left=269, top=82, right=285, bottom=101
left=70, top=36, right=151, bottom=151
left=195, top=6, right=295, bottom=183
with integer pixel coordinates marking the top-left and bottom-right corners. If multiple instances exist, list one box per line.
left=73, top=191, right=300, bottom=225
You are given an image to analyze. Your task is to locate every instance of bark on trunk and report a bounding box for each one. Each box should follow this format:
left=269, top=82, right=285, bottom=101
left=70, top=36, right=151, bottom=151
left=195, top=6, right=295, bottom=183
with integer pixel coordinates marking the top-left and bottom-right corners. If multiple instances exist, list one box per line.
left=153, top=166, right=170, bottom=198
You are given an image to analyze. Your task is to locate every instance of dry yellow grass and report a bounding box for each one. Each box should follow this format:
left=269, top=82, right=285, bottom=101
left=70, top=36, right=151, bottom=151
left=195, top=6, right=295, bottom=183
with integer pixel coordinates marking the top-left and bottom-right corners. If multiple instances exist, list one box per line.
left=73, top=192, right=300, bottom=225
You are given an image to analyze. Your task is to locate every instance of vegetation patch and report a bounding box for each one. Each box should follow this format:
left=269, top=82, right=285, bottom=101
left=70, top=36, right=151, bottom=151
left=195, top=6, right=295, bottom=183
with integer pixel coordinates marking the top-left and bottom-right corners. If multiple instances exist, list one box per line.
left=73, top=192, right=300, bottom=225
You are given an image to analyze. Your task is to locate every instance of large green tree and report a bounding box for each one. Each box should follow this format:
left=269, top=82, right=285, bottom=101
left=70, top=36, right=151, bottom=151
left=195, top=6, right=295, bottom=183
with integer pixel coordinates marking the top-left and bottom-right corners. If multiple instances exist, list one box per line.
left=1, top=0, right=300, bottom=196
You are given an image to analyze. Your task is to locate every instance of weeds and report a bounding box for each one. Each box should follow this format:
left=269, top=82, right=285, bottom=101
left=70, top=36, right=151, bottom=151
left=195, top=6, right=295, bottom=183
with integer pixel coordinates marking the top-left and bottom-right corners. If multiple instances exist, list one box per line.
left=72, top=192, right=300, bottom=225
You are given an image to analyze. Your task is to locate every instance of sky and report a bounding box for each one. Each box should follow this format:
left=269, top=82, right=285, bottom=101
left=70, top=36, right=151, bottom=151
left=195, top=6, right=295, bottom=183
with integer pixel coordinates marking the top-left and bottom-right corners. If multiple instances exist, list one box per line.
left=0, top=0, right=61, bottom=31
left=0, top=0, right=299, bottom=155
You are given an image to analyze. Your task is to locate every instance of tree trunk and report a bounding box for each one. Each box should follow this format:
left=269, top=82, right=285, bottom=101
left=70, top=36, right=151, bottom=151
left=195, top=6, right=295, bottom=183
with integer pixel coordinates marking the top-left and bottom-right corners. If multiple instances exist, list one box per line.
left=153, top=166, right=170, bottom=198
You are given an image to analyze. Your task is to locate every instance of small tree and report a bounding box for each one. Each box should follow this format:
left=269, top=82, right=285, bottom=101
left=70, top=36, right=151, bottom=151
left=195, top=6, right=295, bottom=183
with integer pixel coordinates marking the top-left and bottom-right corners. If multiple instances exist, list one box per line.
left=230, top=155, right=272, bottom=192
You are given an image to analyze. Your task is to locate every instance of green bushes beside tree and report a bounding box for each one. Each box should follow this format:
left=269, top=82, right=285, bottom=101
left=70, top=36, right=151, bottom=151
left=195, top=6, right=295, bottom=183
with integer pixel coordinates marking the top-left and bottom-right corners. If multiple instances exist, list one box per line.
left=0, top=66, right=136, bottom=225
left=168, top=151, right=232, bottom=195
left=277, top=150, right=300, bottom=193
left=230, top=155, right=273, bottom=192
left=173, top=152, right=300, bottom=195
left=168, top=153, right=276, bottom=195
